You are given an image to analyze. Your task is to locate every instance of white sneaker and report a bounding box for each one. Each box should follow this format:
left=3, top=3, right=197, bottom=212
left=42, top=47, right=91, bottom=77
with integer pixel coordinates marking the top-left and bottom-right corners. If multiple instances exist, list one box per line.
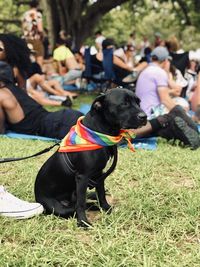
left=0, top=186, right=44, bottom=219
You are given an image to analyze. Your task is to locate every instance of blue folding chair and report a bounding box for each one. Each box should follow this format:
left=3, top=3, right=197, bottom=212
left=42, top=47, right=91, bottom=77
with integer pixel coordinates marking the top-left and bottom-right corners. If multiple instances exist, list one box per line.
left=81, top=47, right=105, bottom=91
left=82, top=47, right=127, bottom=91
left=103, top=48, right=135, bottom=88
left=102, top=47, right=115, bottom=81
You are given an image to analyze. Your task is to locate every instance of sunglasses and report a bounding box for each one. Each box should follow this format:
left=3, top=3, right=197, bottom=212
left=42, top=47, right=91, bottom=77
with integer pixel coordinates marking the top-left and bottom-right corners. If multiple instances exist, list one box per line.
left=0, top=47, right=4, bottom=52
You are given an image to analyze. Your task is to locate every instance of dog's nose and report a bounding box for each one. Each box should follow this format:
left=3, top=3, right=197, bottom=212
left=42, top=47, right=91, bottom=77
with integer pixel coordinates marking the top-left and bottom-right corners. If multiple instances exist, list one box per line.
left=137, top=112, right=147, bottom=123
left=137, top=112, right=147, bottom=120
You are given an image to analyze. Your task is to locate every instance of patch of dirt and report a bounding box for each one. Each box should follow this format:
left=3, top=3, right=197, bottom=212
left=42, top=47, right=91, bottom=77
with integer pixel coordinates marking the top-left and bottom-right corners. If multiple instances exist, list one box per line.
left=171, top=177, right=195, bottom=189
left=86, top=195, right=118, bottom=223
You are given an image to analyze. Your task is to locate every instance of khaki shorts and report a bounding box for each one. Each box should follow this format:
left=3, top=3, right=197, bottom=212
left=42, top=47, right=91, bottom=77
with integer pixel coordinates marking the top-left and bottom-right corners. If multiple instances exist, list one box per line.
left=26, top=39, right=44, bottom=57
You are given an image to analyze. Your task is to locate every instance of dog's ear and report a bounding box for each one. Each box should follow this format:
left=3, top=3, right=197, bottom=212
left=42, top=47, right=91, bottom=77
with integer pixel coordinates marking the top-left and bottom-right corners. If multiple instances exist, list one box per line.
left=91, top=94, right=106, bottom=113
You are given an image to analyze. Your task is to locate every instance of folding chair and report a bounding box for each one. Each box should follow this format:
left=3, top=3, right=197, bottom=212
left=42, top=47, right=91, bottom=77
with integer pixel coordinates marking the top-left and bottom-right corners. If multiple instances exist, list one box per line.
left=82, top=47, right=133, bottom=92
left=81, top=47, right=105, bottom=91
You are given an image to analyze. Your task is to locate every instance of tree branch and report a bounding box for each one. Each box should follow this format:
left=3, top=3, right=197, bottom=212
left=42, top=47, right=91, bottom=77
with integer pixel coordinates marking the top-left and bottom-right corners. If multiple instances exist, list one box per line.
left=83, top=0, right=130, bottom=21
left=174, top=0, right=192, bottom=25
left=0, top=19, right=21, bottom=24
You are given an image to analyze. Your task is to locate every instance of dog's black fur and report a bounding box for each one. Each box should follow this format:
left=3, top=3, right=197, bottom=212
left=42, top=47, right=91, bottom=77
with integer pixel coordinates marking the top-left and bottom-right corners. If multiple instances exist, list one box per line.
left=34, top=88, right=147, bottom=227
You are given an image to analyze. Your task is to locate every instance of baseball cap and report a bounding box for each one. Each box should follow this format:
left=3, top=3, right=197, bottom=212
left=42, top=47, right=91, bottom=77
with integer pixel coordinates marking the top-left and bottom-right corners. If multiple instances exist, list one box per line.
left=151, top=46, right=171, bottom=62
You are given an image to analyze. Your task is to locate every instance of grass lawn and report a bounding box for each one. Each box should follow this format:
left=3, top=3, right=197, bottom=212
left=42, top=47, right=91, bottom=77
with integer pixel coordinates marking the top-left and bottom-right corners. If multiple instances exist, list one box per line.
left=0, top=94, right=200, bottom=266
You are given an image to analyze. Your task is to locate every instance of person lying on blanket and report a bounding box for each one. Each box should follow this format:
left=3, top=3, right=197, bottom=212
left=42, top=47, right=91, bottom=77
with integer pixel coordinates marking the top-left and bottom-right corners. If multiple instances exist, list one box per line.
left=0, top=61, right=199, bottom=149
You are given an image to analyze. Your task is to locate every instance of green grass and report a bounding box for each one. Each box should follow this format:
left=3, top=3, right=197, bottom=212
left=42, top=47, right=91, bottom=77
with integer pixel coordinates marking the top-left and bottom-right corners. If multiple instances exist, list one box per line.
left=1, top=96, right=200, bottom=266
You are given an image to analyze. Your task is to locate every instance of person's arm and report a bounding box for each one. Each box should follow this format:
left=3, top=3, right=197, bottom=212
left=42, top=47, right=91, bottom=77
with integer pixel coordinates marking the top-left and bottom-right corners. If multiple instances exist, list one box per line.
left=168, top=73, right=182, bottom=97
left=0, top=105, right=6, bottom=134
left=158, top=86, right=176, bottom=111
left=113, top=55, right=133, bottom=71
left=13, top=67, right=26, bottom=89
left=37, top=11, right=43, bottom=39
left=195, top=73, right=200, bottom=105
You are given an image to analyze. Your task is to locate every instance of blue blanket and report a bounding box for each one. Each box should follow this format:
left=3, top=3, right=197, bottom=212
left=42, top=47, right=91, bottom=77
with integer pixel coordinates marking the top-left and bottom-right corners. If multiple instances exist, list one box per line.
left=1, top=132, right=157, bottom=150
left=4, top=132, right=58, bottom=142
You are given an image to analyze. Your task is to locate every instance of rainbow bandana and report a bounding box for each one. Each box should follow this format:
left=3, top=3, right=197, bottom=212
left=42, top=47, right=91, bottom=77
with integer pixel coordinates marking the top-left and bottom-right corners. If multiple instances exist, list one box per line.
left=58, top=116, right=136, bottom=153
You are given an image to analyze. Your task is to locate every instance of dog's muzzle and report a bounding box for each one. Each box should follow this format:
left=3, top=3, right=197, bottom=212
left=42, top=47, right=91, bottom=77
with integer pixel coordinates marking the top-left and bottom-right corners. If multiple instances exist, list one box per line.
left=137, top=112, right=147, bottom=126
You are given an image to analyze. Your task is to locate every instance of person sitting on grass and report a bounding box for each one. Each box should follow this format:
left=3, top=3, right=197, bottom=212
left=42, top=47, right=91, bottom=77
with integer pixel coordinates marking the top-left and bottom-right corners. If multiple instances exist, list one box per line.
left=0, top=61, right=199, bottom=149
left=53, top=38, right=82, bottom=86
left=27, top=44, right=78, bottom=99
left=0, top=61, right=83, bottom=140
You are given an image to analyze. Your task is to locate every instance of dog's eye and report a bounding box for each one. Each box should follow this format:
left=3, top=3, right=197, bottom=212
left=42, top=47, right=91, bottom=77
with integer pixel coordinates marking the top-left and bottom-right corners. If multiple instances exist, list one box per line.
left=122, top=100, right=129, bottom=107
left=135, top=97, right=141, bottom=106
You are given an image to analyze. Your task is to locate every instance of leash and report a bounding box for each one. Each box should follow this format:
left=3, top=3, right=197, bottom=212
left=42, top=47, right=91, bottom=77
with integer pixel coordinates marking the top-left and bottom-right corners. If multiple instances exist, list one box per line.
left=0, top=142, right=60, bottom=164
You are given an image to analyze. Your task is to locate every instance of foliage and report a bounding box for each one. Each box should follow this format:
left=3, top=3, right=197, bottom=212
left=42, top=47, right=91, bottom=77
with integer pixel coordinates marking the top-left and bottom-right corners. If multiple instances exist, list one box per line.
left=86, top=7, right=133, bottom=47
left=94, top=0, right=200, bottom=50
left=0, top=0, right=26, bottom=35
left=0, top=0, right=200, bottom=50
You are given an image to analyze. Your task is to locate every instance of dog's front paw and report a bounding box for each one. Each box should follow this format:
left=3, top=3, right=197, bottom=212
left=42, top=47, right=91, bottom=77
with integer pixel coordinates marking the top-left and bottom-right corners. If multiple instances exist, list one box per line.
left=102, top=204, right=112, bottom=214
left=77, top=219, right=92, bottom=228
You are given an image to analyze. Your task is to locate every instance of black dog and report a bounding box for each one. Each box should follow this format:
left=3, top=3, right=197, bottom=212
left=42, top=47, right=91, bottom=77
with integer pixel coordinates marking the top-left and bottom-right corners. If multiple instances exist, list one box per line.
left=34, top=88, right=147, bottom=227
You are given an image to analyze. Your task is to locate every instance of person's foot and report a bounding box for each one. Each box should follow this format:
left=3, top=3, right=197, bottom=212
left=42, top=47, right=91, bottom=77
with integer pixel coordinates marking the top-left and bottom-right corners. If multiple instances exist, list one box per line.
left=0, top=186, right=44, bottom=219
left=173, top=116, right=200, bottom=149
left=169, top=105, right=198, bottom=131
left=64, top=92, right=78, bottom=99
left=156, top=107, right=200, bottom=149
left=122, top=70, right=139, bottom=83
left=61, top=96, right=73, bottom=107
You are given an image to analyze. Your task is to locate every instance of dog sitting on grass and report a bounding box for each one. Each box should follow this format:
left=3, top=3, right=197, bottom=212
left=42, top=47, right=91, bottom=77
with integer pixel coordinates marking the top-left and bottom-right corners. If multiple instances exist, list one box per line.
left=34, top=88, right=147, bottom=227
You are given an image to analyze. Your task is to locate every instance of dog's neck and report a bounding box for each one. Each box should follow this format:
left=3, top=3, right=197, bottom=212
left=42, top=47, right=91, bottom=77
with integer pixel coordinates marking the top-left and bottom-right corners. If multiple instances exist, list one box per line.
left=83, top=112, right=120, bottom=136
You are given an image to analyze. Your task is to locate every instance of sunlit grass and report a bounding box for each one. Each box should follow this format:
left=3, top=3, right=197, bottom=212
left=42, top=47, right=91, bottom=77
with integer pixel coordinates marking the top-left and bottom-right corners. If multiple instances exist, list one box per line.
left=0, top=135, right=200, bottom=266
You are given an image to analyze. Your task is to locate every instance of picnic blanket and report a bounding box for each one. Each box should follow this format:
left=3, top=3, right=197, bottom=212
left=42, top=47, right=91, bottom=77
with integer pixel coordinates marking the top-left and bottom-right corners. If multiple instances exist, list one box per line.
left=1, top=103, right=157, bottom=150
left=2, top=104, right=199, bottom=151
left=4, top=132, right=58, bottom=142
left=1, top=132, right=157, bottom=150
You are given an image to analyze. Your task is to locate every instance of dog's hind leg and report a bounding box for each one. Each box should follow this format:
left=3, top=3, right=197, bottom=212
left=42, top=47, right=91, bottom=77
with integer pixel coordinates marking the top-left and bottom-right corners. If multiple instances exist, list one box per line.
left=39, top=197, right=75, bottom=219
left=96, top=180, right=112, bottom=212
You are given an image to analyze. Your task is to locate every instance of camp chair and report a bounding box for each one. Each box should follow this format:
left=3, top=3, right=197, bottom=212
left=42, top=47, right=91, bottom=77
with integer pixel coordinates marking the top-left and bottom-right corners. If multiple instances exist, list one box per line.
left=82, top=47, right=134, bottom=91
left=102, top=47, right=115, bottom=81
left=81, top=47, right=105, bottom=91
left=103, top=48, right=136, bottom=90
left=82, top=47, right=116, bottom=91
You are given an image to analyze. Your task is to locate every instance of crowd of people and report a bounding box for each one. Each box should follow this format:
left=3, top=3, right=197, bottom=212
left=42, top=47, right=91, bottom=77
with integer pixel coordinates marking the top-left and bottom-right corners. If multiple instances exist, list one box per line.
left=0, top=0, right=200, bottom=220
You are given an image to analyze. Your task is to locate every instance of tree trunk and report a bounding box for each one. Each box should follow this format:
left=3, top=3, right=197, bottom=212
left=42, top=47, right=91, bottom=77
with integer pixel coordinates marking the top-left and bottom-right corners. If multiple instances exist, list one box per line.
left=43, top=0, right=130, bottom=49
left=42, top=0, right=61, bottom=50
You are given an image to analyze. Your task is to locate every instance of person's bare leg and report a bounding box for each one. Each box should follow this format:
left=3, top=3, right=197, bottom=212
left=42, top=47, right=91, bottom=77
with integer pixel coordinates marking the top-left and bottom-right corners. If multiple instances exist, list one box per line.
left=30, top=74, right=59, bottom=96
left=27, top=88, right=62, bottom=107
left=47, top=80, right=78, bottom=98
